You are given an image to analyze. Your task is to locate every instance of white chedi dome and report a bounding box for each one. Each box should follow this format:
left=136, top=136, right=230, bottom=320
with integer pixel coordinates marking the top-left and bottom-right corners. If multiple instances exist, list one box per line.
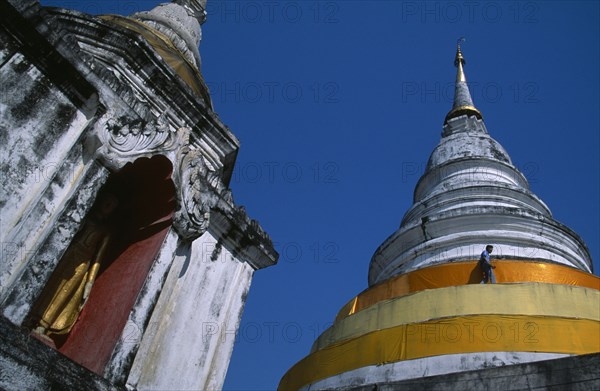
left=368, top=113, right=592, bottom=285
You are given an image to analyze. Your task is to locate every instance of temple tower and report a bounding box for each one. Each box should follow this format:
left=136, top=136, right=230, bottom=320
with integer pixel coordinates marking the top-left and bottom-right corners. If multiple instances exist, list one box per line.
left=280, top=44, right=599, bottom=390
left=0, top=0, right=277, bottom=390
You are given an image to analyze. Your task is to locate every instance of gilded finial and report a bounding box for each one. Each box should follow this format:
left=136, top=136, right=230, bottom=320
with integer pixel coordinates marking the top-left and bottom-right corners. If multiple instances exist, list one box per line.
left=454, top=37, right=467, bottom=82
left=455, top=37, right=466, bottom=67
left=444, top=38, right=483, bottom=124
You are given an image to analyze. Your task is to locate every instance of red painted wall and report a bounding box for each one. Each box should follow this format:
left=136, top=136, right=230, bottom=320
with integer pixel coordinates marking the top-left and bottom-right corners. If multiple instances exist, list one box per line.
left=56, top=155, right=176, bottom=375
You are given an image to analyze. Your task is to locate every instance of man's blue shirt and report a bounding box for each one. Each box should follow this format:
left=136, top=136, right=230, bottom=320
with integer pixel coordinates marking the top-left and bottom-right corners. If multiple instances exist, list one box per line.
left=480, top=250, right=491, bottom=267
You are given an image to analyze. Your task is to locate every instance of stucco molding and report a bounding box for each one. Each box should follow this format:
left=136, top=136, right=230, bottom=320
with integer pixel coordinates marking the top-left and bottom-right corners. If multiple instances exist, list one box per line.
left=171, top=127, right=232, bottom=241
left=95, top=112, right=178, bottom=167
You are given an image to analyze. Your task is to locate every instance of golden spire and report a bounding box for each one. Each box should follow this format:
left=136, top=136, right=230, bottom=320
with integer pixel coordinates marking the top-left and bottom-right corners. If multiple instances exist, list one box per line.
left=445, top=38, right=483, bottom=124
left=454, top=41, right=467, bottom=82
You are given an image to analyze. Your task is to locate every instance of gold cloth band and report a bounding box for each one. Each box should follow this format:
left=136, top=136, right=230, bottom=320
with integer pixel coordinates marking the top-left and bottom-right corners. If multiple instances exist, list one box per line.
left=338, top=261, right=600, bottom=320
left=99, top=15, right=210, bottom=102
left=280, top=315, right=600, bottom=390
left=314, top=283, right=600, bottom=352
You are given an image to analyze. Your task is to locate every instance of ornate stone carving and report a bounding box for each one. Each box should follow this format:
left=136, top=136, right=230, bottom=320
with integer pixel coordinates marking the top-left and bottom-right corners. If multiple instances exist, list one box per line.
left=97, top=112, right=179, bottom=168
left=105, top=114, right=173, bottom=152
left=171, top=128, right=232, bottom=240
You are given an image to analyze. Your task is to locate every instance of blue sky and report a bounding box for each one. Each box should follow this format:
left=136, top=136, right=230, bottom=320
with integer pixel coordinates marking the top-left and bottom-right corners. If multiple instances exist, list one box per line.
left=43, top=1, right=600, bottom=389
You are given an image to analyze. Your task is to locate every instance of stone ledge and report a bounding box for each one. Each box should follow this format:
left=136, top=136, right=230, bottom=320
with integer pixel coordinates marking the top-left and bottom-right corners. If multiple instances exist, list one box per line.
left=332, top=353, right=600, bottom=391
left=0, top=316, right=124, bottom=391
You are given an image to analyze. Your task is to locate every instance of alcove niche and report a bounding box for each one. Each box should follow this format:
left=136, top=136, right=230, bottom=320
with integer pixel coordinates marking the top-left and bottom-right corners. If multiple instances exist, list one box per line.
left=30, top=155, right=176, bottom=374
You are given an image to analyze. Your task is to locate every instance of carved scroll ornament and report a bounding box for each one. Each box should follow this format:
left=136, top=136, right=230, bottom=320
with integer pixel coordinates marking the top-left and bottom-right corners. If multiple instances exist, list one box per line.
left=101, top=113, right=178, bottom=158
left=171, top=128, right=233, bottom=240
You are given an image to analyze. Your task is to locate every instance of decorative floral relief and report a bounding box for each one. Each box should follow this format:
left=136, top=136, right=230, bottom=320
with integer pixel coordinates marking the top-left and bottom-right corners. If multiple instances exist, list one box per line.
left=171, top=128, right=232, bottom=240
left=99, top=121, right=259, bottom=243
left=101, top=113, right=177, bottom=157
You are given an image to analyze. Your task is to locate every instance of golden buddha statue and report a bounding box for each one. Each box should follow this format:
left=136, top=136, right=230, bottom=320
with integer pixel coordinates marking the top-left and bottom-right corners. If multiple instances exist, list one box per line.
left=31, top=193, right=119, bottom=337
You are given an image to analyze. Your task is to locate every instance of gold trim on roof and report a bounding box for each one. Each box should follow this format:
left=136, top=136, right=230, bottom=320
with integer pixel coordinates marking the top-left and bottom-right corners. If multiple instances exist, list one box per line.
left=445, top=104, right=483, bottom=122
left=99, top=15, right=212, bottom=106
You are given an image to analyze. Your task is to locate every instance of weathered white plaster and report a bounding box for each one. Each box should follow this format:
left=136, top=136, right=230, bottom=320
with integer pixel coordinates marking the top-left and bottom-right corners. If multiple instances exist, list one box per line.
left=370, top=210, right=592, bottom=285
left=0, top=155, right=89, bottom=297
left=415, top=159, right=531, bottom=203
left=0, top=54, right=90, bottom=243
left=127, top=230, right=254, bottom=390
left=133, top=2, right=204, bottom=68
left=430, top=117, right=509, bottom=165
left=0, top=53, right=100, bottom=298
left=368, top=114, right=592, bottom=285
left=300, top=352, right=570, bottom=390
left=1, top=161, right=108, bottom=323
left=1, top=3, right=276, bottom=389
left=402, top=185, right=551, bottom=225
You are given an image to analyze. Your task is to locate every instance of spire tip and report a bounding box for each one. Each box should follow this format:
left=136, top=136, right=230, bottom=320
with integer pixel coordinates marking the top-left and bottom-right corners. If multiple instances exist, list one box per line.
left=455, top=37, right=466, bottom=67
left=445, top=39, right=483, bottom=124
